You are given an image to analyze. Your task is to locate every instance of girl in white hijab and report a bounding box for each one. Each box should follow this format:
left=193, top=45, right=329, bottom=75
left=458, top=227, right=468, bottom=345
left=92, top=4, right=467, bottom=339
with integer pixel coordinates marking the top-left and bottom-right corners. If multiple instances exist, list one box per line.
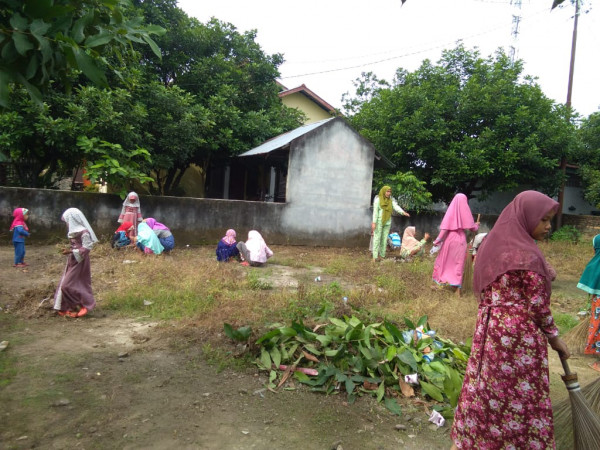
left=54, top=208, right=97, bottom=318
left=236, top=230, right=273, bottom=267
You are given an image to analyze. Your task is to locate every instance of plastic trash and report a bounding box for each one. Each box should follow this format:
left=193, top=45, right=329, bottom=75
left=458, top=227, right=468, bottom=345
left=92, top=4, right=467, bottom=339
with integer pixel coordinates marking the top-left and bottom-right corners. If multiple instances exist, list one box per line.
left=423, top=353, right=435, bottom=363
left=404, top=373, right=418, bottom=384
left=429, top=410, right=446, bottom=427
left=430, top=245, right=440, bottom=255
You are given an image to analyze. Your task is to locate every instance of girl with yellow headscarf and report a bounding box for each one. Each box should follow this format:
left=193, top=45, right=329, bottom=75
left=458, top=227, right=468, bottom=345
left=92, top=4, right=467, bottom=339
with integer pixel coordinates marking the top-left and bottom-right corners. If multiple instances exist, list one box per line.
left=371, top=186, right=410, bottom=261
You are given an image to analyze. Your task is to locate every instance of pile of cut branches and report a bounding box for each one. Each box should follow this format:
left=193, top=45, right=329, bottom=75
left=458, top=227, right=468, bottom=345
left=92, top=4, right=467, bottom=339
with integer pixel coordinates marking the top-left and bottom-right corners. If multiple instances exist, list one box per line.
left=252, top=315, right=471, bottom=416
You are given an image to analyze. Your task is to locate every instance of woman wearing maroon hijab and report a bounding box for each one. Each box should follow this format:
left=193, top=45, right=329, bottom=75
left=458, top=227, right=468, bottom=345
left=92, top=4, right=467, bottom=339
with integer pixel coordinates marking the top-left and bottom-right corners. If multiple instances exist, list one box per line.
left=451, top=191, right=570, bottom=450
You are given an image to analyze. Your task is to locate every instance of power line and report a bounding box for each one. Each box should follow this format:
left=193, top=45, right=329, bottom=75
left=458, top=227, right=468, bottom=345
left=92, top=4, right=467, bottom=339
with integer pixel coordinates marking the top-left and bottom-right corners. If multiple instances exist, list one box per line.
left=282, top=6, right=548, bottom=80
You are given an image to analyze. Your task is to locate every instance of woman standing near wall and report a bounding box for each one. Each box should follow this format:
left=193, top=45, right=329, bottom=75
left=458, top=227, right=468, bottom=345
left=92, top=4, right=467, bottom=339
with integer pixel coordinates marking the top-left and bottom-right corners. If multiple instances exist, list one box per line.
left=371, top=185, right=410, bottom=261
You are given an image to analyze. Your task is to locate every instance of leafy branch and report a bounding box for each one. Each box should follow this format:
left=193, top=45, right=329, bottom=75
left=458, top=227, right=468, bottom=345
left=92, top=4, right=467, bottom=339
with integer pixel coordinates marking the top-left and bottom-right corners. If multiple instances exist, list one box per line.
left=252, top=315, right=470, bottom=417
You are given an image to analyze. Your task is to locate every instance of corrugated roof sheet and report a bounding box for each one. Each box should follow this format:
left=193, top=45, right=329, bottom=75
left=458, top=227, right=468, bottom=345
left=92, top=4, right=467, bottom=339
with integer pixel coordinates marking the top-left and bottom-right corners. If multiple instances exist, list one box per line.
left=238, top=118, right=335, bottom=157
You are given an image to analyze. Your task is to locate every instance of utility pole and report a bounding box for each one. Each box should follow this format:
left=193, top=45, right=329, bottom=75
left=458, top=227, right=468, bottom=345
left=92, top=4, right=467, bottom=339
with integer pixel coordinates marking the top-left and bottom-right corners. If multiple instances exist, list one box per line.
left=509, top=0, right=523, bottom=64
left=556, top=0, right=580, bottom=229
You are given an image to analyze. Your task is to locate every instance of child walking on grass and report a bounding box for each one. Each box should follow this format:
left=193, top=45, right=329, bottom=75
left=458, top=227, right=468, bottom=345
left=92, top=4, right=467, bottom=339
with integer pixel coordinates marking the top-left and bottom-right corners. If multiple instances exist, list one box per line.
left=10, top=207, right=30, bottom=267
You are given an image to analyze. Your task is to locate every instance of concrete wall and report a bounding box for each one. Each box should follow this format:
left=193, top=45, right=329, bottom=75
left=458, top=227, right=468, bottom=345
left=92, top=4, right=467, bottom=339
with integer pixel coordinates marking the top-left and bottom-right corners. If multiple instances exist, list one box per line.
left=283, top=120, right=374, bottom=243
left=5, top=186, right=597, bottom=247
left=469, top=186, right=597, bottom=215
left=0, top=187, right=369, bottom=246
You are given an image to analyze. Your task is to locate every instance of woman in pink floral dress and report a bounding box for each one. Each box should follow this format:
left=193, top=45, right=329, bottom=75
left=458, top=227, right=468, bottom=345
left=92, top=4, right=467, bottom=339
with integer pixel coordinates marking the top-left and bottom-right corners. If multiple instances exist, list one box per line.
left=451, top=191, right=570, bottom=450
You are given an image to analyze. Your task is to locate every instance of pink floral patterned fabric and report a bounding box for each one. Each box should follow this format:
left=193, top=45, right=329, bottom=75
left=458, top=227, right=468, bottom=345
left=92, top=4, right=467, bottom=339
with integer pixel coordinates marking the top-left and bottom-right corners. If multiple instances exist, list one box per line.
left=451, top=270, right=559, bottom=449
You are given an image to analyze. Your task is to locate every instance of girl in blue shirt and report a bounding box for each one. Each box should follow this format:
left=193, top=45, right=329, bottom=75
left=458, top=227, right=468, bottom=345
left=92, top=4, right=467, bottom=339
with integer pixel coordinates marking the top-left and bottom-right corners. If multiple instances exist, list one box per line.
left=10, top=207, right=30, bottom=267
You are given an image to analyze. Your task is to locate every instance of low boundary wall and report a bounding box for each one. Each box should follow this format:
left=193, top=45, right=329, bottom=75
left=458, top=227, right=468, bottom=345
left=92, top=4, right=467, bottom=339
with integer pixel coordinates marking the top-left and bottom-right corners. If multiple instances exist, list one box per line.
left=2, top=187, right=597, bottom=246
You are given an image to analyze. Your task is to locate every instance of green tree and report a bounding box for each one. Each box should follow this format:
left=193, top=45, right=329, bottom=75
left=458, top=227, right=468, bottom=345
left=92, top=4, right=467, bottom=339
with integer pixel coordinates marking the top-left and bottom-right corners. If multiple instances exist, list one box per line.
left=0, top=0, right=164, bottom=107
left=575, top=112, right=600, bottom=207
left=373, top=171, right=433, bottom=212
left=135, top=82, right=212, bottom=195
left=131, top=2, right=305, bottom=195
left=0, top=88, right=78, bottom=186
left=345, top=45, right=576, bottom=203
left=0, top=84, right=149, bottom=188
left=77, top=136, right=153, bottom=198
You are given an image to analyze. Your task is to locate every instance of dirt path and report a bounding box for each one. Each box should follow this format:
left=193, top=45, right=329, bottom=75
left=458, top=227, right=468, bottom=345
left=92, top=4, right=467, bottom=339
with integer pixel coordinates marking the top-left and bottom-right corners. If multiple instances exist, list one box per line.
left=0, top=245, right=450, bottom=450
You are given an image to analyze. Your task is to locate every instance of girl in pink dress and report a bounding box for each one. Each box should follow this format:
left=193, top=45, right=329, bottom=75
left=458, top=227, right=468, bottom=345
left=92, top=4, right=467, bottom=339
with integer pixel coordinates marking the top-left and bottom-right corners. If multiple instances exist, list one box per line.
left=432, top=193, right=479, bottom=294
left=118, top=191, right=142, bottom=237
left=450, top=190, right=570, bottom=450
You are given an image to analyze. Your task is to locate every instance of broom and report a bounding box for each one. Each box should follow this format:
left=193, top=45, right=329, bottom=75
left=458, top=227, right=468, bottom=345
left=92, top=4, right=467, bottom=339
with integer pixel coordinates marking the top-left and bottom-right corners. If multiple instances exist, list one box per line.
left=554, top=376, right=600, bottom=450
left=564, top=319, right=591, bottom=356
left=461, top=214, right=480, bottom=294
left=556, top=358, right=600, bottom=449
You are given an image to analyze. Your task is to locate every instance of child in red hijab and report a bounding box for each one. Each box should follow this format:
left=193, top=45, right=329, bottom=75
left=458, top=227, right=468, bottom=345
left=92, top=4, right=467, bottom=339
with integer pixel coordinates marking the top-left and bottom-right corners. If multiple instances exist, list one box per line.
left=10, top=207, right=30, bottom=267
left=111, top=221, right=134, bottom=249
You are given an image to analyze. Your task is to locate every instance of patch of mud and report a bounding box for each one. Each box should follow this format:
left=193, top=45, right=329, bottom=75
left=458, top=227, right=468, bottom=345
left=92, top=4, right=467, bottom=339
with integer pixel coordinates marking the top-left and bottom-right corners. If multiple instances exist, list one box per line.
left=258, top=264, right=323, bottom=288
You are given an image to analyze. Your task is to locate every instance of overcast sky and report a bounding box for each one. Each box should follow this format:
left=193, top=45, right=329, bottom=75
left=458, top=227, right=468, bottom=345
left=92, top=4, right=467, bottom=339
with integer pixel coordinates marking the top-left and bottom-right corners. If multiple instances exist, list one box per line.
left=177, top=0, right=599, bottom=118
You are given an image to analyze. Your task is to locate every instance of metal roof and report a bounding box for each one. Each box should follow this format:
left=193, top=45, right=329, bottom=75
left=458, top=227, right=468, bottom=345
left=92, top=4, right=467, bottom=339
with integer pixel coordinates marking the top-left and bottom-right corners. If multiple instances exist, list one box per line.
left=238, top=118, right=335, bottom=157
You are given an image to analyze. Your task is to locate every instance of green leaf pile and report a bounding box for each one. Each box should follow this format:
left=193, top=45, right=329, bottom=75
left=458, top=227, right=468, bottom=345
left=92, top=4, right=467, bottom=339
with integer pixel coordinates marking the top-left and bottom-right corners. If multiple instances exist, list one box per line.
left=254, top=315, right=470, bottom=415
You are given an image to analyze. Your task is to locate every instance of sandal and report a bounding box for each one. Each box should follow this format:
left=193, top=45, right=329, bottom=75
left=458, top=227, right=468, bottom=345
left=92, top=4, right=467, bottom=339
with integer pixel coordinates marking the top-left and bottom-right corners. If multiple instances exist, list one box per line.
left=76, top=307, right=88, bottom=317
left=57, top=311, right=67, bottom=317
left=589, top=362, right=600, bottom=373
left=66, top=311, right=78, bottom=318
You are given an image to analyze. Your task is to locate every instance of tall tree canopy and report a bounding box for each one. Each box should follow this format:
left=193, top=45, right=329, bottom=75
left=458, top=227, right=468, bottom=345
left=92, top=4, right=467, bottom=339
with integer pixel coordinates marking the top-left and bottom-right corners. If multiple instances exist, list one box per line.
left=0, top=0, right=164, bottom=107
left=130, top=0, right=304, bottom=194
left=575, top=112, right=600, bottom=207
left=344, top=46, right=576, bottom=203
left=0, top=0, right=304, bottom=195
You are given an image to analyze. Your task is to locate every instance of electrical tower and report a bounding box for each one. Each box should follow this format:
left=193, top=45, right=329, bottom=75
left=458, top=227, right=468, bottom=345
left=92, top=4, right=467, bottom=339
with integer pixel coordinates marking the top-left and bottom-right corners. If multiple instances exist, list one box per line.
left=509, top=0, right=523, bottom=63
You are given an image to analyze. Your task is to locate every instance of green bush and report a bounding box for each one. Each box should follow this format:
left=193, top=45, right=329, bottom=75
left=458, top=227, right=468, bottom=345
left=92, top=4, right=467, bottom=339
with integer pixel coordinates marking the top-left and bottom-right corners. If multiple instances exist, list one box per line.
left=550, top=225, right=581, bottom=243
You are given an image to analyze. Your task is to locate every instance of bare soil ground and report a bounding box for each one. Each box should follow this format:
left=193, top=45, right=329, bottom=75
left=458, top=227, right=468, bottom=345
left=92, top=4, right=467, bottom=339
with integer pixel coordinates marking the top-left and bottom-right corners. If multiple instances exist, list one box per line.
left=0, top=244, right=457, bottom=450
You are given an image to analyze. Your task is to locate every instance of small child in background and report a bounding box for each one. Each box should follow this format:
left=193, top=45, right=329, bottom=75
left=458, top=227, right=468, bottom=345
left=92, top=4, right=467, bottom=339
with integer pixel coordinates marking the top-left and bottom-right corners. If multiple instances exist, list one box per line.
left=10, top=207, right=30, bottom=267
left=216, top=229, right=240, bottom=262
left=399, top=226, right=430, bottom=260
left=118, top=192, right=142, bottom=237
left=111, top=221, right=133, bottom=249
left=387, top=231, right=402, bottom=250
left=470, top=232, right=488, bottom=263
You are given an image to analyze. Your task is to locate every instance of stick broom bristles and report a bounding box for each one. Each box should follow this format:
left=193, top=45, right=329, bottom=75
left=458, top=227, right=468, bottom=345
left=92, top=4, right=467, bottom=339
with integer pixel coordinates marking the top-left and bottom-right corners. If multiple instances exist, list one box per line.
left=558, top=359, right=600, bottom=450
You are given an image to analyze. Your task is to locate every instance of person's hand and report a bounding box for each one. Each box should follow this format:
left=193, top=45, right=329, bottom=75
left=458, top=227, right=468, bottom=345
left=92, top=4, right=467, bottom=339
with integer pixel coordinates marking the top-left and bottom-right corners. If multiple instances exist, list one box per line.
left=424, top=232, right=431, bottom=241
left=404, top=212, right=410, bottom=217
left=548, top=336, right=570, bottom=360
left=371, top=222, right=376, bottom=235
left=61, top=248, right=71, bottom=255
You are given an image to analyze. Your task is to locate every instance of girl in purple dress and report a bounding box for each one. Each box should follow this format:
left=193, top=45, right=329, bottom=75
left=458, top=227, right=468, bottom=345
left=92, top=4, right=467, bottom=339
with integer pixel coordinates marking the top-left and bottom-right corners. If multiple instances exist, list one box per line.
left=54, top=208, right=98, bottom=318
